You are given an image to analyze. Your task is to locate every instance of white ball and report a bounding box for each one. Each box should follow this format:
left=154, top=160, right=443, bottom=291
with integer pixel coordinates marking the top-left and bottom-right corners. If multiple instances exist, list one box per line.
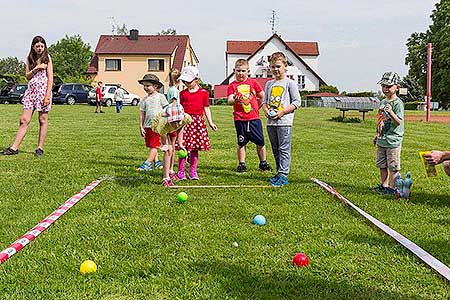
left=232, top=242, right=239, bottom=248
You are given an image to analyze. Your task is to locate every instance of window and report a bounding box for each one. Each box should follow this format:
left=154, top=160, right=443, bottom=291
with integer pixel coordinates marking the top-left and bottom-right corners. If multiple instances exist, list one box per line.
left=148, top=59, right=165, bottom=71
left=63, top=84, right=73, bottom=91
left=287, top=75, right=294, bottom=80
left=108, top=87, right=116, bottom=93
left=298, top=75, right=305, bottom=89
left=74, top=84, right=84, bottom=91
left=105, top=59, right=121, bottom=71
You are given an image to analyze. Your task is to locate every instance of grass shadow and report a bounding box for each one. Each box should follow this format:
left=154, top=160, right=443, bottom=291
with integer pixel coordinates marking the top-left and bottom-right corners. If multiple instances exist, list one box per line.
left=190, top=259, right=428, bottom=300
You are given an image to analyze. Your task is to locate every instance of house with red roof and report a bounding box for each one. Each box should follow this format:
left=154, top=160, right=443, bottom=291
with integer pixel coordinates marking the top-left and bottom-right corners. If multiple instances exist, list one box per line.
left=214, top=33, right=327, bottom=98
left=87, top=29, right=199, bottom=96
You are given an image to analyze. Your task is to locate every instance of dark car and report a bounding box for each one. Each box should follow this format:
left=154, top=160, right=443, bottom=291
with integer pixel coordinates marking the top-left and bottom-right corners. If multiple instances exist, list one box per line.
left=0, top=75, right=28, bottom=104
left=2, top=84, right=28, bottom=104
left=53, top=83, right=93, bottom=105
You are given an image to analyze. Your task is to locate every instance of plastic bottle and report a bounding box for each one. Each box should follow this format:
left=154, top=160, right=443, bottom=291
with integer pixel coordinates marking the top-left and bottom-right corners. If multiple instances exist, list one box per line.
left=395, top=173, right=403, bottom=199
left=403, top=172, right=413, bottom=199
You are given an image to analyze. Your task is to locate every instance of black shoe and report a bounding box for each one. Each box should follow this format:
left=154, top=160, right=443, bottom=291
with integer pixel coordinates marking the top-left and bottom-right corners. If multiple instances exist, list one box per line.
left=237, top=162, right=247, bottom=173
left=100, top=111, right=105, bottom=113
left=2, top=147, right=19, bottom=155
left=35, top=148, right=44, bottom=157
left=259, top=160, right=272, bottom=171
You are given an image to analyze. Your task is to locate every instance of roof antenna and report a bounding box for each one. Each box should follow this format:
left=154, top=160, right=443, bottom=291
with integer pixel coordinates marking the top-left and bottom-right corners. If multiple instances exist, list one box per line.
left=108, top=16, right=118, bottom=36
left=270, top=10, right=278, bottom=35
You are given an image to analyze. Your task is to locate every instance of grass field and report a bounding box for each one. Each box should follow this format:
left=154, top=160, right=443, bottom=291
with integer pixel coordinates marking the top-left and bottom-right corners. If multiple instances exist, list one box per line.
left=0, top=104, right=449, bottom=299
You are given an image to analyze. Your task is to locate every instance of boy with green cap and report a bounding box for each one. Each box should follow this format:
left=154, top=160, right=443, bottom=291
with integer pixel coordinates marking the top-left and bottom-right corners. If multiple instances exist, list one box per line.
left=372, top=72, right=405, bottom=195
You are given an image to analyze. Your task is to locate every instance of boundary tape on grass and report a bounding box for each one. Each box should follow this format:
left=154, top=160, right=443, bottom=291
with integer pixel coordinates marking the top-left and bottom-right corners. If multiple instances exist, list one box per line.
left=312, top=177, right=450, bottom=282
left=0, top=177, right=107, bottom=265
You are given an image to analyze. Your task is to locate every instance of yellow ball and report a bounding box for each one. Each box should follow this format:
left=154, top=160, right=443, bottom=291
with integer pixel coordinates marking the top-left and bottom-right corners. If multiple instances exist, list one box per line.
left=80, top=260, right=97, bottom=275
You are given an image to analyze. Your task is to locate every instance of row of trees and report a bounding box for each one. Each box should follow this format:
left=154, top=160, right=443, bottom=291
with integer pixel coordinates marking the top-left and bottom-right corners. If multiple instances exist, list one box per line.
left=405, top=0, right=450, bottom=107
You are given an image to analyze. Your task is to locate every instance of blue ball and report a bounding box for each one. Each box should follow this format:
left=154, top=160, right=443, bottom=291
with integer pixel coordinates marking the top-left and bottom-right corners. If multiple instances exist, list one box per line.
left=253, top=215, right=266, bottom=226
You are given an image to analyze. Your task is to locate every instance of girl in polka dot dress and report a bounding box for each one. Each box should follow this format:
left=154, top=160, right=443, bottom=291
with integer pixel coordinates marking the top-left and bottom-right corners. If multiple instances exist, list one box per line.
left=2, top=36, right=54, bottom=157
left=177, top=66, right=217, bottom=180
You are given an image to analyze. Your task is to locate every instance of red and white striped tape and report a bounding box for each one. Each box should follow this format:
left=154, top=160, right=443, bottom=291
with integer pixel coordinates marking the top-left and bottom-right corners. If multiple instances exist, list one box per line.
left=0, top=177, right=106, bottom=264
left=312, top=177, right=450, bottom=281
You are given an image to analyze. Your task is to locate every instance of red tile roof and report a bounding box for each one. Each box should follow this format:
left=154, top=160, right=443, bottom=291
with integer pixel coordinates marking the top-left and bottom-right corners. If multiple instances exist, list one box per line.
left=227, top=40, right=319, bottom=56
left=87, top=35, right=190, bottom=74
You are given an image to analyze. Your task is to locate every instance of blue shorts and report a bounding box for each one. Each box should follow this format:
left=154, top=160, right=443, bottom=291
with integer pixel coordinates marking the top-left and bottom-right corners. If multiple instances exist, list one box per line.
left=234, top=119, right=265, bottom=147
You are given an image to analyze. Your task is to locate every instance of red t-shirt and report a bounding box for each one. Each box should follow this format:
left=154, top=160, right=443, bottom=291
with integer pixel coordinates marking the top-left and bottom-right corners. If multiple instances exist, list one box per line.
left=227, top=78, right=263, bottom=121
left=95, top=86, right=103, bottom=101
left=180, top=88, right=210, bottom=115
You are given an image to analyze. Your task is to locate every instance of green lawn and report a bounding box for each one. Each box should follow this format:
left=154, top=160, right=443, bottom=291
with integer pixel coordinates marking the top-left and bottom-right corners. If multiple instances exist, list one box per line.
left=0, top=104, right=449, bottom=299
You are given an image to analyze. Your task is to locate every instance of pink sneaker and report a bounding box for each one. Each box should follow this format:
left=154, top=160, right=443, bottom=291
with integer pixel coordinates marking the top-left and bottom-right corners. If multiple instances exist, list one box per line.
left=189, top=170, right=199, bottom=180
left=162, top=178, right=174, bottom=187
left=177, top=171, right=187, bottom=180
left=169, top=171, right=181, bottom=181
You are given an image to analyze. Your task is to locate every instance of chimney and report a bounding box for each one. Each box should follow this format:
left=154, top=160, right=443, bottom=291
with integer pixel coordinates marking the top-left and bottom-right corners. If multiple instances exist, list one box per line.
left=129, top=29, right=139, bottom=40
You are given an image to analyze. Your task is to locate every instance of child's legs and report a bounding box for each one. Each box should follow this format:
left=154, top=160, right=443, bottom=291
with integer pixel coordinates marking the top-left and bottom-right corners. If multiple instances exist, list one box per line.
left=256, top=145, right=267, bottom=162
left=37, top=111, right=49, bottom=149
left=276, top=126, right=292, bottom=177
left=248, top=119, right=267, bottom=162
left=386, top=146, right=401, bottom=188
left=168, top=134, right=177, bottom=172
left=376, top=146, right=389, bottom=186
left=12, top=109, right=34, bottom=149
left=147, top=147, right=158, bottom=162
left=267, top=126, right=280, bottom=172
left=379, top=168, right=389, bottom=186
left=189, top=150, right=199, bottom=173
left=235, top=120, right=248, bottom=163
left=162, top=144, right=173, bottom=179
left=237, top=145, right=246, bottom=163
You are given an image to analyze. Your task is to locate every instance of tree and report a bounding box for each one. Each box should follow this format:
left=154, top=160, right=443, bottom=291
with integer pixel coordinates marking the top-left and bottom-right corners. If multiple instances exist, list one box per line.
left=401, top=74, right=425, bottom=102
left=405, top=0, right=450, bottom=107
left=48, top=35, right=93, bottom=82
left=158, top=28, right=177, bottom=35
left=319, top=85, right=339, bottom=94
left=0, top=57, right=26, bottom=75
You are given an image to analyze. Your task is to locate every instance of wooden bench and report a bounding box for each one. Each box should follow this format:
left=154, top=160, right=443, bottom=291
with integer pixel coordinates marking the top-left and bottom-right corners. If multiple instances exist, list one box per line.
left=337, top=108, right=373, bottom=120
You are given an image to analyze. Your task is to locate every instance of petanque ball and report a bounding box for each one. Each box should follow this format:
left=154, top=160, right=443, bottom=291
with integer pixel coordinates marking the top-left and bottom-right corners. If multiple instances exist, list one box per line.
left=177, top=149, right=187, bottom=159
left=253, top=215, right=266, bottom=226
left=80, top=260, right=97, bottom=275
left=292, top=253, right=309, bottom=267
left=176, top=192, right=188, bottom=203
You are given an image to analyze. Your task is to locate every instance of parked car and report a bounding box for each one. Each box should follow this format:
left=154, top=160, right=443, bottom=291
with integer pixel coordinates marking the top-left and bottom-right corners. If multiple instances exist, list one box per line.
left=0, top=75, right=29, bottom=104
left=2, top=84, right=28, bottom=104
left=53, top=83, right=93, bottom=105
left=88, top=84, right=140, bottom=106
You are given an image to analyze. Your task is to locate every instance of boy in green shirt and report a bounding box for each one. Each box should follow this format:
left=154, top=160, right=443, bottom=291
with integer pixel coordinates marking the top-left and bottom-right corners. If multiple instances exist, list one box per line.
left=373, top=72, right=404, bottom=194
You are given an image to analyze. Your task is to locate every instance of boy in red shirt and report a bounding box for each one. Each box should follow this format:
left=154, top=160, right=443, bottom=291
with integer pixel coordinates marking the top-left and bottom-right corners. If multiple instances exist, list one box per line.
left=227, top=59, right=271, bottom=172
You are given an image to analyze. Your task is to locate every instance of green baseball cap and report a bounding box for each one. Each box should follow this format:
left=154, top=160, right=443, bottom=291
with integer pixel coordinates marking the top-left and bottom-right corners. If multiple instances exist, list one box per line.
left=138, top=73, right=163, bottom=88
left=378, top=72, right=400, bottom=85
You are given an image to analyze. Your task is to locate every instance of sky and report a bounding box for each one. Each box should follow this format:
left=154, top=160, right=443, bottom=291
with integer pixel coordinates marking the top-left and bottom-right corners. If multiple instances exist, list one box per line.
left=0, top=0, right=438, bottom=92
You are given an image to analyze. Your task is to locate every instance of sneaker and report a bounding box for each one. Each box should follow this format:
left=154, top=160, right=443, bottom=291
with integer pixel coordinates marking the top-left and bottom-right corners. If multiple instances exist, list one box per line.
left=269, top=174, right=280, bottom=185
left=2, top=147, right=19, bottom=156
left=271, top=174, right=288, bottom=187
left=95, top=111, right=98, bottom=113
left=137, top=161, right=153, bottom=171
left=382, top=186, right=397, bottom=195
left=35, top=148, right=44, bottom=157
left=100, top=111, right=105, bottom=113
left=177, top=171, right=187, bottom=180
left=162, top=178, right=174, bottom=187
left=154, top=160, right=163, bottom=169
left=369, top=184, right=385, bottom=193
left=169, top=171, right=181, bottom=181
left=237, top=162, right=247, bottom=173
left=189, top=170, right=199, bottom=180
left=259, top=161, right=272, bottom=171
